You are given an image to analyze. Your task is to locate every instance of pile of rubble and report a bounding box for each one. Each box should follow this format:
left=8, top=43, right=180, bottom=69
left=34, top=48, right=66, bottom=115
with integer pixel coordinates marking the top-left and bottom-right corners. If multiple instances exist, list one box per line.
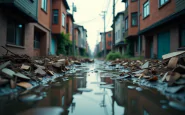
left=110, top=51, right=185, bottom=94
left=0, top=47, right=94, bottom=94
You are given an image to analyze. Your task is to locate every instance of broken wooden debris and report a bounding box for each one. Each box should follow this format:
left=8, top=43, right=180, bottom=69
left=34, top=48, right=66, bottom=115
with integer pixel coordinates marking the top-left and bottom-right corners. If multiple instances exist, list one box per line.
left=167, top=57, right=179, bottom=69
left=162, top=51, right=185, bottom=60
left=20, top=64, right=30, bottom=70
left=0, top=61, right=11, bottom=70
left=17, top=82, right=33, bottom=89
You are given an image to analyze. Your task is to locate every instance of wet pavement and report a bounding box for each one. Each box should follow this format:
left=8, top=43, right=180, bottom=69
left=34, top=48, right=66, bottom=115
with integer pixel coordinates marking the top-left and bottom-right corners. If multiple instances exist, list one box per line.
left=0, top=60, right=185, bottom=115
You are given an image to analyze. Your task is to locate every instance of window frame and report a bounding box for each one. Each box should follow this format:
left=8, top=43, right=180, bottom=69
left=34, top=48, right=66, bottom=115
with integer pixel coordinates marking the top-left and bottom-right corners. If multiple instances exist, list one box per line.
left=52, top=9, right=59, bottom=24
left=143, top=0, right=150, bottom=19
left=62, top=13, right=66, bottom=27
left=125, top=17, right=128, bottom=31
left=34, top=31, right=41, bottom=49
left=125, top=0, right=129, bottom=9
left=131, top=12, right=138, bottom=26
left=158, top=0, right=170, bottom=8
left=41, top=0, right=47, bottom=12
left=6, top=20, right=25, bottom=47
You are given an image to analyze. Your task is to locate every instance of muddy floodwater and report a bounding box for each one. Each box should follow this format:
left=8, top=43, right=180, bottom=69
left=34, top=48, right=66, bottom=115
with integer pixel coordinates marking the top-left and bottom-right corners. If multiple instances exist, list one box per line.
left=0, top=61, right=185, bottom=115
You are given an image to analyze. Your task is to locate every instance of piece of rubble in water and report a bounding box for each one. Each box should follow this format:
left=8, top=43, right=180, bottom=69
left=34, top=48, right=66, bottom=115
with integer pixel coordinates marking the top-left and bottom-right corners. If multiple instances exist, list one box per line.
left=136, top=87, right=143, bottom=91
left=34, top=64, right=46, bottom=70
left=53, top=62, right=63, bottom=68
left=10, top=77, right=17, bottom=89
left=74, top=61, right=81, bottom=65
left=162, top=72, right=169, bottom=82
left=165, top=72, right=181, bottom=82
left=148, top=76, right=158, bottom=81
left=100, top=85, right=114, bottom=89
left=35, top=60, right=44, bottom=65
left=57, top=59, right=65, bottom=62
left=14, top=72, right=30, bottom=80
left=94, top=92, right=107, bottom=95
left=165, top=85, right=184, bottom=93
left=127, top=86, right=136, bottom=89
left=1, top=68, right=15, bottom=78
left=169, top=101, right=185, bottom=111
left=162, top=51, right=185, bottom=60
left=91, top=82, right=106, bottom=85
left=20, top=64, right=30, bottom=70
left=18, top=107, right=64, bottom=115
left=167, top=57, right=179, bottom=69
left=47, top=70, right=54, bottom=76
left=132, top=70, right=145, bottom=74
left=0, top=61, right=11, bottom=70
left=35, top=68, right=46, bottom=76
left=143, top=76, right=150, bottom=79
left=0, top=77, right=9, bottom=86
left=77, top=88, right=93, bottom=92
left=19, top=94, right=43, bottom=102
left=17, top=82, right=33, bottom=89
left=141, top=62, right=149, bottom=69
left=173, top=65, right=185, bottom=74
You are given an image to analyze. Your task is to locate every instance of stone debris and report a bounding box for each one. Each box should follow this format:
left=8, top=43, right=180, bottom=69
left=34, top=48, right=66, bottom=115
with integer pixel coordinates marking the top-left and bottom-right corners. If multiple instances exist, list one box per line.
left=0, top=47, right=94, bottom=95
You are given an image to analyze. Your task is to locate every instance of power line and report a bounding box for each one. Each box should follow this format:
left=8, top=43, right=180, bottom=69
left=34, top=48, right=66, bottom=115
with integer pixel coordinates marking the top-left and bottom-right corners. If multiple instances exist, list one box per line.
left=75, top=16, right=99, bottom=24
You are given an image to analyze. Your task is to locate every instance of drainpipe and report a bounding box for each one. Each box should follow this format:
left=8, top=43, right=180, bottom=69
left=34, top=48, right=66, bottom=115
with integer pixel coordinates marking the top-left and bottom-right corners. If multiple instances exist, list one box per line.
left=49, top=0, right=53, bottom=55
left=138, top=0, right=141, bottom=56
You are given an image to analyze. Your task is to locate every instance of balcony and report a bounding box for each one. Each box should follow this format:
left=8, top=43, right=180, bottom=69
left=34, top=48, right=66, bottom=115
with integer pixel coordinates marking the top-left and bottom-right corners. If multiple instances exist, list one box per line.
left=0, top=0, right=37, bottom=22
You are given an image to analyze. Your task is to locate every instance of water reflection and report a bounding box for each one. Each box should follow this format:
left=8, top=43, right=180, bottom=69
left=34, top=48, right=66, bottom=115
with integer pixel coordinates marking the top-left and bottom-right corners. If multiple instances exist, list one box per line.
left=0, top=69, right=185, bottom=115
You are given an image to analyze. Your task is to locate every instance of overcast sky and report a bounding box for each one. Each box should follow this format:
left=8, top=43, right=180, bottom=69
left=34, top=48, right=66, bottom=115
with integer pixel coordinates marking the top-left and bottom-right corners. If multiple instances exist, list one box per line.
left=67, top=0, right=125, bottom=53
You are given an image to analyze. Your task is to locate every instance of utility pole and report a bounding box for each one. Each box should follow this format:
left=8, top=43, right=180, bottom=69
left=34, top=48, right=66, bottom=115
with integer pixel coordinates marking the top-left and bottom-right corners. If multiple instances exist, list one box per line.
left=102, top=11, right=106, bottom=57
left=72, top=3, right=77, bottom=56
left=112, top=0, right=115, bottom=52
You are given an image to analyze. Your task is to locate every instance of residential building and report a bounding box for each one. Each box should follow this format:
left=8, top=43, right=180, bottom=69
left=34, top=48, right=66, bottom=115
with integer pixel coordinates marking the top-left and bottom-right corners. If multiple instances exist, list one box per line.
left=114, top=11, right=127, bottom=55
left=122, top=0, right=185, bottom=59
left=0, top=0, right=51, bottom=57
left=50, top=0, right=70, bottom=55
left=100, top=31, right=113, bottom=56
left=74, top=24, right=88, bottom=56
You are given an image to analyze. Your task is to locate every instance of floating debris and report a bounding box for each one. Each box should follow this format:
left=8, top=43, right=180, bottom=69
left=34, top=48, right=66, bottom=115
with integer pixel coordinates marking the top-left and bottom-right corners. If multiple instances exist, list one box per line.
left=77, top=88, right=93, bottom=92
left=91, top=82, right=106, bottom=85
left=136, top=87, right=143, bottom=91
left=127, top=86, right=136, bottom=89
left=18, top=107, right=64, bottom=115
left=165, top=85, right=184, bottom=94
left=94, top=92, right=107, bottom=95
left=169, top=101, right=185, bottom=111
left=19, top=94, right=43, bottom=102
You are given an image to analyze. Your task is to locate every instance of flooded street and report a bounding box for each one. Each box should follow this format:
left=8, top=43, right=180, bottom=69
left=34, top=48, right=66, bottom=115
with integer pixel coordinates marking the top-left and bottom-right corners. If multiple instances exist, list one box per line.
left=0, top=61, right=185, bottom=115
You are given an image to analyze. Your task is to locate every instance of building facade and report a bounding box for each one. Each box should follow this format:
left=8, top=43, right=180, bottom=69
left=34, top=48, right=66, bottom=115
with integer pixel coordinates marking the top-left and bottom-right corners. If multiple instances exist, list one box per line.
left=50, top=0, right=70, bottom=55
left=122, top=0, right=185, bottom=59
left=114, top=11, right=127, bottom=55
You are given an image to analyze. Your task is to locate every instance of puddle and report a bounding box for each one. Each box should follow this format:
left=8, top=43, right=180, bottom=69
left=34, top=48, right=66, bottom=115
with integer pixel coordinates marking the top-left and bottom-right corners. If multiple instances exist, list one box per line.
left=0, top=62, right=185, bottom=115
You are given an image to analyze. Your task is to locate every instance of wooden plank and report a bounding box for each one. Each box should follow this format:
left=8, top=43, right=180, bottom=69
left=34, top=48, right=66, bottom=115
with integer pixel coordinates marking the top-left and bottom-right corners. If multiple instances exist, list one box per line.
left=162, top=51, right=185, bottom=60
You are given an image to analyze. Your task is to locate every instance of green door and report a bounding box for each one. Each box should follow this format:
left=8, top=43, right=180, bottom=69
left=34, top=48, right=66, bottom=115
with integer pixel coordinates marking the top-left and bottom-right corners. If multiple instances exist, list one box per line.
left=157, top=31, right=170, bottom=59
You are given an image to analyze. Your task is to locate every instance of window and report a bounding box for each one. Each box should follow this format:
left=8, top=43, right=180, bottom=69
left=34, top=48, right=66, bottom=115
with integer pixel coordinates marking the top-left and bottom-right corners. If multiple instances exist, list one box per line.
left=108, top=33, right=111, bottom=37
left=62, top=13, right=65, bottom=27
left=41, top=0, right=47, bottom=12
left=132, top=0, right=137, bottom=2
left=118, top=30, right=120, bottom=39
left=115, top=32, right=117, bottom=40
left=125, top=17, right=128, bottom=30
left=131, top=12, right=138, bottom=26
left=143, top=0, right=150, bottom=18
left=52, top=9, right=58, bottom=24
left=159, top=0, right=169, bottom=7
left=125, top=0, right=129, bottom=8
left=34, top=31, right=40, bottom=49
left=7, top=20, right=24, bottom=46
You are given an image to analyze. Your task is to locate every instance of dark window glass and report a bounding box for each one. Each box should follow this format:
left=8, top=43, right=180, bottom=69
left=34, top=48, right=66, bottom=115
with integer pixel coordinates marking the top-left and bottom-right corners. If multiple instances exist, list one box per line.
left=180, top=25, right=185, bottom=47
left=131, top=12, right=138, bottom=26
left=34, top=31, right=40, bottom=49
left=53, top=9, right=59, bottom=24
left=125, top=17, right=128, bottom=30
left=7, top=20, right=24, bottom=46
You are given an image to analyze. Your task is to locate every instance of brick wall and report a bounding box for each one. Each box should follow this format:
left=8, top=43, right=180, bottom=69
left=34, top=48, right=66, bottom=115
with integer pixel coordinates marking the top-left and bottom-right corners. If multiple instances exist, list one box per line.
left=67, top=16, right=73, bottom=41
left=140, top=0, right=175, bottom=31
left=128, top=0, right=139, bottom=36
left=52, top=0, right=67, bottom=34
left=38, top=0, right=51, bottom=30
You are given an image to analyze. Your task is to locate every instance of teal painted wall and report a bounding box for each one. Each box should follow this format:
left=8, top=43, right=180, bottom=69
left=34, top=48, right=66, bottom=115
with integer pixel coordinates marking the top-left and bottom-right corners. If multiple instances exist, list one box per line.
left=50, top=38, right=56, bottom=55
left=157, top=31, right=170, bottom=59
